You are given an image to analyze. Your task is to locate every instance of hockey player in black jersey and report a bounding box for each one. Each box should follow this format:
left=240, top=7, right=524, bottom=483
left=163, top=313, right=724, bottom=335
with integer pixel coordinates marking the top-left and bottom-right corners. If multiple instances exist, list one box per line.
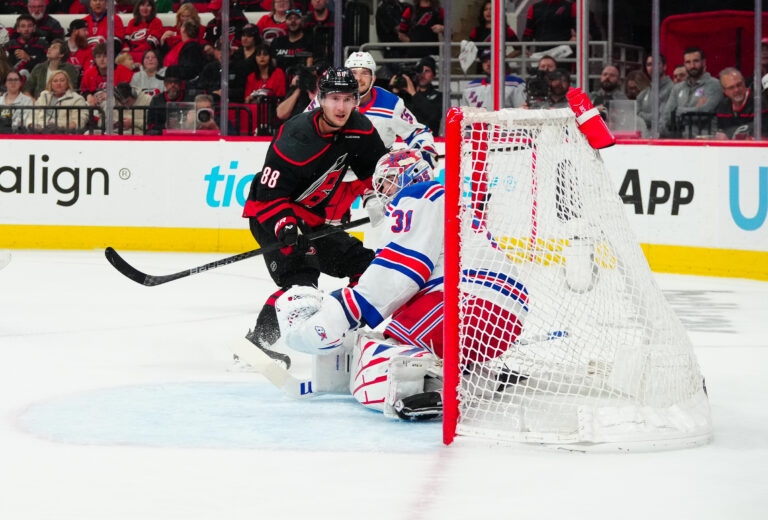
left=242, top=67, right=389, bottom=359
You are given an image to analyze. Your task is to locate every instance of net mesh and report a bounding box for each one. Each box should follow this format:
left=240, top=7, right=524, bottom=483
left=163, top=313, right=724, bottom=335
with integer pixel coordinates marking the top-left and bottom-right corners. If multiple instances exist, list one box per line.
left=452, top=108, right=712, bottom=448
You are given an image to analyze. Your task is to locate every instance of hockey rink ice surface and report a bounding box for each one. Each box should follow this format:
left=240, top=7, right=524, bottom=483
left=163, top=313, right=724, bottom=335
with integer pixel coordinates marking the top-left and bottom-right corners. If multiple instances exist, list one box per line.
left=1, top=249, right=766, bottom=520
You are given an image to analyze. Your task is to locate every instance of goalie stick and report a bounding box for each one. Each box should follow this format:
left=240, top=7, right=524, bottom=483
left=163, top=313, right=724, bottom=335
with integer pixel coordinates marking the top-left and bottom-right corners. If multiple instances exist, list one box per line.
left=229, top=336, right=316, bottom=399
left=105, top=217, right=371, bottom=286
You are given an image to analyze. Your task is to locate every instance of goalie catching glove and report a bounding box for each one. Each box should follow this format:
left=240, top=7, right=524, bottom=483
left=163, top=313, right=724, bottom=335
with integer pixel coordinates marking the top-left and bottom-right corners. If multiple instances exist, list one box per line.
left=276, top=286, right=358, bottom=355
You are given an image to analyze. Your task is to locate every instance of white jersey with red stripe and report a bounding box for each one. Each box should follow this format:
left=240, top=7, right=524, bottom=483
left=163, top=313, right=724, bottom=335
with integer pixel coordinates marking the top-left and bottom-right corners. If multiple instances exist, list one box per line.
left=334, top=180, right=445, bottom=330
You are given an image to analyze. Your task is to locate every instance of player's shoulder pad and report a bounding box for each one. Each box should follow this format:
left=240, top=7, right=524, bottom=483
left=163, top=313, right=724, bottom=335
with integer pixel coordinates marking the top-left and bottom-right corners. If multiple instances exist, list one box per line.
left=392, top=180, right=444, bottom=206
left=342, top=109, right=376, bottom=135
left=272, top=110, right=332, bottom=165
left=371, top=86, right=400, bottom=110
left=505, top=74, right=525, bottom=85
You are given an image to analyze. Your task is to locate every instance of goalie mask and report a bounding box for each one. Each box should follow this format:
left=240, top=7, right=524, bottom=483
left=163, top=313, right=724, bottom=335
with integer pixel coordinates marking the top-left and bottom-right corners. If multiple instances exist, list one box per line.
left=372, top=149, right=433, bottom=206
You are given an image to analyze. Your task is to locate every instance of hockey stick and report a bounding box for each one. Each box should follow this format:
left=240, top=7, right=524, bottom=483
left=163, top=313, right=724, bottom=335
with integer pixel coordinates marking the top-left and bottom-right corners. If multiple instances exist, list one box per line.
left=229, top=336, right=316, bottom=399
left=105, top=217, right=371, bottom=287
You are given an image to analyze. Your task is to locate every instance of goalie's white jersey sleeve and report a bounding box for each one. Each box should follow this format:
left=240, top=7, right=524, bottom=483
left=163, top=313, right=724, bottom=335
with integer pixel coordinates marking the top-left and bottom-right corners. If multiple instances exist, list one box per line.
left=334, top=181, right=444, bottom=329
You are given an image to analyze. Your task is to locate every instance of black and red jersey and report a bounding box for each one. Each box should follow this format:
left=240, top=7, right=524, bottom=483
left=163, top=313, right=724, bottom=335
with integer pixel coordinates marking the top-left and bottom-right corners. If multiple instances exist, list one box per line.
left=469, top=25, right=519, bottom=43
left=244, top=109, right=388, bottom=234
left=6, top=36, right=49, bottom=73
left=522, top=0, right=575, bottom=42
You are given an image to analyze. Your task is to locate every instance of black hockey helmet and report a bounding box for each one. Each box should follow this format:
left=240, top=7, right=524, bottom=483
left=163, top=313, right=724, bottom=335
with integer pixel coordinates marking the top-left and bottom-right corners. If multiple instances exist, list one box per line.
left=318, top=67, right=359, bottom=103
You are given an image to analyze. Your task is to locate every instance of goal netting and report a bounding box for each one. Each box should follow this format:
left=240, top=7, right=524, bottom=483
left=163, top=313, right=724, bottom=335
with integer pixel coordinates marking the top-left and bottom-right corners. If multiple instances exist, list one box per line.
left=442, top=107, right=712, bottom=450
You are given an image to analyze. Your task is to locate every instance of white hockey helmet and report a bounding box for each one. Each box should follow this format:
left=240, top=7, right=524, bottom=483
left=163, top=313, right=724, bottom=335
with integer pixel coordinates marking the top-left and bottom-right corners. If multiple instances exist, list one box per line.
left=344, top=51, right=376, bottom=75
left=372, top=149, right=433, bottom=206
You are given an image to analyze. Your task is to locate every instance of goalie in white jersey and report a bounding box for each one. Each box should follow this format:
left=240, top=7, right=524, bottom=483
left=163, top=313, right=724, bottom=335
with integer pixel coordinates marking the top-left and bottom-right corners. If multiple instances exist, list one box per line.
left=276, top=150, right=530, bottom=420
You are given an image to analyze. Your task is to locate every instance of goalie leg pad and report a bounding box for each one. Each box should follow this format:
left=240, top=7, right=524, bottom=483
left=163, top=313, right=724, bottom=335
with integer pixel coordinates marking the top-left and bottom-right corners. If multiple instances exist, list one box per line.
left=349, top=335, right=440, bottom=417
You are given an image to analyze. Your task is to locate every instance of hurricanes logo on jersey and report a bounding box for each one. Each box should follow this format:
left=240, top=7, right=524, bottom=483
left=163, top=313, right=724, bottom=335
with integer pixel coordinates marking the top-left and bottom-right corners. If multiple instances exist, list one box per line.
left=296, top=154, right=348, bottom=207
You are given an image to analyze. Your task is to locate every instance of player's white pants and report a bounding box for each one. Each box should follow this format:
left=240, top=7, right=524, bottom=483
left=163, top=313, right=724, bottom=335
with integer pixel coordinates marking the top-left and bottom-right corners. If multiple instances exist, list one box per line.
left=348, top=333, right=438, bottom=416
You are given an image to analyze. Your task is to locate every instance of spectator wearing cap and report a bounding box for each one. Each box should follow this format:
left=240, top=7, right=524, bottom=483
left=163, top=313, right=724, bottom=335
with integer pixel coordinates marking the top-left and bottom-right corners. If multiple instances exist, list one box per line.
left=27, top=0, right=65, bottom=42
left=7, top=14, right=49, bottom=76
left=147, top=65, right=189, bottom=134
left=124, top=0, right=164, bottom=64
left=204, top=0, right=248, bottom=48
left=271, top=8, right=313, bottom=74
left=391, top=56, right=443, bottom=134
left=257, top=0, right=290, bottom=46
left=461, top=49, right=525, bottom=109
left=398, top=0, right=444, bottom=59
left=25, top=38, right=79, bottom=99
left=163, top=20, right=205, bottom=83
left=80, top=41, right=133, bottom=106
left=714, top=67, right=768, bottom=140
left=130, top=48, right=164, bottom=97
left=83, top=0, right=126, bottom=55
left=66, top=18, right=92, bottom=83
left=245, top=43, right=287, bottom=102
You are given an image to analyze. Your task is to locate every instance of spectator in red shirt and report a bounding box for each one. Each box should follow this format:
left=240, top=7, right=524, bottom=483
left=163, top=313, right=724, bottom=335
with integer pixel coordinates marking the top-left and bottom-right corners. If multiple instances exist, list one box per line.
left=244, top=43, right=287, bottom=102
left=80, top=41, right=133, bottom=106
left=398, top=0, right=444, bottom=59
left=27, top=0, right=65, bottom=42
left=160, top=3, right=203, bottom=54
left=7, top=14, right=49, bottom=76
left=163, top=20, right=206, bottom=83
left=66, top=18, right=93, bottom=82
left=124, top=0, right=164, bottom=63
left=84, top=0, right=126, bottom=55
left=257, top=0, right=290, bottom=45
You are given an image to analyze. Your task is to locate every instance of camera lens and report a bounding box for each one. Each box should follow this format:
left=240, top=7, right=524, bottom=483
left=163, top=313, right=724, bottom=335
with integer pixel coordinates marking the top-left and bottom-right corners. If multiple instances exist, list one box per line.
left=197, top=108, right=212, bottom=123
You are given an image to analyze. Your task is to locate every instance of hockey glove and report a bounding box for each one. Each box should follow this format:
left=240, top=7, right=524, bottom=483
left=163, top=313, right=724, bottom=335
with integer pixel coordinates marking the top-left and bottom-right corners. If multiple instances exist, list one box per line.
left=362, top=193, right=387, bottom=227
left=276, top=222, right=309, bottom=255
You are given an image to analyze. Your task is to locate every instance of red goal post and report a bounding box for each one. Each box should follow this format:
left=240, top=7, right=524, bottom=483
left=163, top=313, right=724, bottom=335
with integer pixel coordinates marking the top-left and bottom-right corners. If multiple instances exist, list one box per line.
left=442, top=107, right=713, bottom=450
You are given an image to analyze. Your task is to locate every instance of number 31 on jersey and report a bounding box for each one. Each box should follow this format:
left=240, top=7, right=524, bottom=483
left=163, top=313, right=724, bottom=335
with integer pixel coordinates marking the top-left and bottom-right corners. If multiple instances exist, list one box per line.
left=391, top=209, right=413, bottom=232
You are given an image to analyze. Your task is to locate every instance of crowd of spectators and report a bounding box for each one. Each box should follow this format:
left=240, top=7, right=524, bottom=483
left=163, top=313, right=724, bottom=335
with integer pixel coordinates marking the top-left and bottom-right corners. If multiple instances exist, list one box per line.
left=0, top=0, right=766, bottom=139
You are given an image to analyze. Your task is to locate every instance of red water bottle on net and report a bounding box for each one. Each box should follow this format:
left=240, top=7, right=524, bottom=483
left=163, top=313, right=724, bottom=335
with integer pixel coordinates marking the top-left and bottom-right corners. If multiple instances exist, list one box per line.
left=566, top=87, right=616, bottom=149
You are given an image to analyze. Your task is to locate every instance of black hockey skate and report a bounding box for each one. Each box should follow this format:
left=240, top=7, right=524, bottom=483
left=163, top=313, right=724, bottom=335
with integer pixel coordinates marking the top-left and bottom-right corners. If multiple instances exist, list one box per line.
left=243, top=328, right=292, bottom=369
left=394, top=391, right=443, bottom=421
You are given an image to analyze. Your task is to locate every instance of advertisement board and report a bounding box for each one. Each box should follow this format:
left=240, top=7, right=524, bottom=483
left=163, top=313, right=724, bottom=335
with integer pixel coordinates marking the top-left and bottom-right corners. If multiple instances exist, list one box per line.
left=1, top=137, right=766, bottom=279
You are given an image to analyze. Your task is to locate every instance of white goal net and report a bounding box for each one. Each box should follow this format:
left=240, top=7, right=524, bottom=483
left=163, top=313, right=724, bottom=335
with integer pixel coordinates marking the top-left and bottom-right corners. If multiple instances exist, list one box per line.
left=443, top=108, right=712, bottom=450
